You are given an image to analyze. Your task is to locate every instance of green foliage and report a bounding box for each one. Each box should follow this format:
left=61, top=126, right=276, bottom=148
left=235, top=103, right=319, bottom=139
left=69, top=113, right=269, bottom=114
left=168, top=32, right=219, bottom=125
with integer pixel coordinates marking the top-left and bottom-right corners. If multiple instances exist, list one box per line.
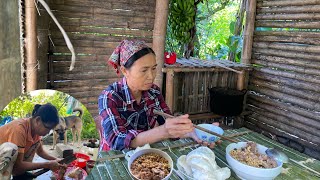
left=166, top=0, right=241, bottom=60
left=196, top=2, right=238, bottom=59
left=0, top=90, right=98, bottom=139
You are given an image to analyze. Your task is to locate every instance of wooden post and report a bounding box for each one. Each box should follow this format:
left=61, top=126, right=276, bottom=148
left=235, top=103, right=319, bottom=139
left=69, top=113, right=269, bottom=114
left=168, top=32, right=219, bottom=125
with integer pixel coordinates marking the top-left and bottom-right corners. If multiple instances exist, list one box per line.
left=237, top=70, right=245, bottom=90
left=241, top=0, right=256, bottom=64
left=152, top=0, right=169, bottom=90
left=25, top=0, right=38, bottom=91
left=165, top=70, right=174, bottom=111
left=239, top=0, right=256, bottom=90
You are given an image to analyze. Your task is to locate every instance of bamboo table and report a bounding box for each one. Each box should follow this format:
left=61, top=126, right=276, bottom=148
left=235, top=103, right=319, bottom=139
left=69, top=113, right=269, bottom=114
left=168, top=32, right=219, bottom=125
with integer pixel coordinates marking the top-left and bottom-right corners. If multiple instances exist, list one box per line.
left=86, top=128, right=320, bottom=180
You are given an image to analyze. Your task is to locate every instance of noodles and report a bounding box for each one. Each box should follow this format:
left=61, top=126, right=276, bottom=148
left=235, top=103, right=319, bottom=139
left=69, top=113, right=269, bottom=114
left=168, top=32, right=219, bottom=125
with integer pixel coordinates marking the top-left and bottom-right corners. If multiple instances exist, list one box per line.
left=230, top=142, right=277, bottom=168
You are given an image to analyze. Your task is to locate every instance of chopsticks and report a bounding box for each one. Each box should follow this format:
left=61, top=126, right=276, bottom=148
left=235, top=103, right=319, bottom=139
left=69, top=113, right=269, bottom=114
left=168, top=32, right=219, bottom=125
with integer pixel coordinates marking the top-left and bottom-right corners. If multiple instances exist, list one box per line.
left=97, top=131, right=249, bottom=162
left=97, top=141, right=197, bottom=162
left=153, top=109, right=238, bottom=143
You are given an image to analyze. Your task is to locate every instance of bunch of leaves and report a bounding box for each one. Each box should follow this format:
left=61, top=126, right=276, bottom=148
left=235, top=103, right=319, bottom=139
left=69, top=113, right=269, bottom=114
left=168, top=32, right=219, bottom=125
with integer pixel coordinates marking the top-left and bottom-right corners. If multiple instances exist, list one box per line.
left=196, top=1, right=239, bottom=60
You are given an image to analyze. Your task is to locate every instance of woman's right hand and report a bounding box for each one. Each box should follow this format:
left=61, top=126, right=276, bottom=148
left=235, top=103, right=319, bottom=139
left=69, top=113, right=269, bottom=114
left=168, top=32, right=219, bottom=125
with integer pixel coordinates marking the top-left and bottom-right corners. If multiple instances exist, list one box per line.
left=163, top=114, right=194, bottom=138
left=46, top=159, right=66, bottom=172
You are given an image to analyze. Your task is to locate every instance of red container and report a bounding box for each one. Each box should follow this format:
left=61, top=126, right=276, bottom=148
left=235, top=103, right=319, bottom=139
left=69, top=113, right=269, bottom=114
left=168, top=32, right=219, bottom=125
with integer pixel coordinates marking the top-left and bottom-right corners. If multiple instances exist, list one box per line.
left=164, top=52, right=177, bottom=64
left=70, top=153, right=90, bottom=168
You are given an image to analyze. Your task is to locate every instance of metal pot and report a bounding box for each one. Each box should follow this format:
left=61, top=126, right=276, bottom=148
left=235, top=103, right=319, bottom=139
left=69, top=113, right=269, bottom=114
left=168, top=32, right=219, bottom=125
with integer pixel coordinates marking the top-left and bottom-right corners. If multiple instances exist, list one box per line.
left=208, top=87, right=247, bottom=116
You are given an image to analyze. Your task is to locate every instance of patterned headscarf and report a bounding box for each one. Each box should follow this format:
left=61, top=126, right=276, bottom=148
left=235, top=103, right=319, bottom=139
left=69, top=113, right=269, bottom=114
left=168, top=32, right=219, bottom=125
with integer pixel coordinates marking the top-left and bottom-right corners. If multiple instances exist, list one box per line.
left=108, top=39, right=149, bottom=75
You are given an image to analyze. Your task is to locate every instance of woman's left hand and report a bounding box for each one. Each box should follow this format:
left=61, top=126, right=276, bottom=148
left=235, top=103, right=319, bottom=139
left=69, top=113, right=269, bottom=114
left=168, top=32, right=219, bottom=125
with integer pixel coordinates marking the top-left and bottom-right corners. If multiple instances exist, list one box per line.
left=182, top=122, right=222, bottom=149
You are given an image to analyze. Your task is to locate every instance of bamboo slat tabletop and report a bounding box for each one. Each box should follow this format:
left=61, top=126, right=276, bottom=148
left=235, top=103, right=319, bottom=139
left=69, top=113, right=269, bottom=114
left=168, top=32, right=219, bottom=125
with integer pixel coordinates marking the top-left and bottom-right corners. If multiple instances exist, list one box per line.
left=86, top=128, right=320, bottom=180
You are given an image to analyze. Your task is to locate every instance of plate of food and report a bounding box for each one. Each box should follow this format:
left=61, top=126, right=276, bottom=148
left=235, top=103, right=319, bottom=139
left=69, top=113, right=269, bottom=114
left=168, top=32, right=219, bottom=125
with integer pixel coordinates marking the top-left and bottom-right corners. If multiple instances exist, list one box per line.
left=54, top=166, right=87, bottom=180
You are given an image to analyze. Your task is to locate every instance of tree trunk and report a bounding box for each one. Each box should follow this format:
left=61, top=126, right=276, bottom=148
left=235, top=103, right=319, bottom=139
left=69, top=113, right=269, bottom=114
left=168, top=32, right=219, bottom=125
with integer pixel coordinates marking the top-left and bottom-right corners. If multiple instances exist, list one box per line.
left=153, top=0, right=169, bottom=89
left=228, top=0, right=246, bottom=61
left=183, top=4, right=197, bottom=59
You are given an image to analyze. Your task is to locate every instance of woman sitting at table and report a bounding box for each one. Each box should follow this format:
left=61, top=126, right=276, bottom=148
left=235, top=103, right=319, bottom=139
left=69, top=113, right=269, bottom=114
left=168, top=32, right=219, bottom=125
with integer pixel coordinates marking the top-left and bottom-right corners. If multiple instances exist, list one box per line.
left=0, top=103, right=65, bottom=179
left=98, top=40, right=219, bottom=151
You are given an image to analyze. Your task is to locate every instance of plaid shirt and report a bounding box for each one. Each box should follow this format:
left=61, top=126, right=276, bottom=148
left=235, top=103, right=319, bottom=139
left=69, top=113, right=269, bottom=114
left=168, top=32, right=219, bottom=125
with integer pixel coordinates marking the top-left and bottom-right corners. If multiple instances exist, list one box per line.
left=98, top=77, right=171, bottom=151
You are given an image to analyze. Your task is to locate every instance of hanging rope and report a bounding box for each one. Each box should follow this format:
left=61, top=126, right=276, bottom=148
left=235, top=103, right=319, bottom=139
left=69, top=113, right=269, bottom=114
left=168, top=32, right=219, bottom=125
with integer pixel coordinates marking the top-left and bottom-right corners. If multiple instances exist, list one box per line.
left=36, top=0, right=76, bottom=71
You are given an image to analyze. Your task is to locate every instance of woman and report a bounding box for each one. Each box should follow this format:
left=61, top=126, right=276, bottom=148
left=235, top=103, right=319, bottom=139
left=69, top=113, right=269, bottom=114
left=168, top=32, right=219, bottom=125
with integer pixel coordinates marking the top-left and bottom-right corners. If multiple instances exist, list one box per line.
left=0, top=103, right=64, bottom=179
left=98, top=40, right=219, bottom=151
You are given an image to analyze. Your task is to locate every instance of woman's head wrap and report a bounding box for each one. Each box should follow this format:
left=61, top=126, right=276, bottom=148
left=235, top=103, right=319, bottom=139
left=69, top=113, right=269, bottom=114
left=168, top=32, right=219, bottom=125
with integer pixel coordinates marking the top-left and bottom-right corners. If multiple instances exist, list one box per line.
left=108, top=39, right=149, bottom=75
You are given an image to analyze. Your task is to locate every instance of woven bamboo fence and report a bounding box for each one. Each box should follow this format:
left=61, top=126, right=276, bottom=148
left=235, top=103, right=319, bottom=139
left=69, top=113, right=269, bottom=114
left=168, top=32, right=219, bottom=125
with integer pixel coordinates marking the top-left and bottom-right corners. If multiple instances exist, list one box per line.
left=163, top=58, right=250, bottom=116
left=246, top=0, right=320, bottom=159
left=44, top=0, right=155, bottom=116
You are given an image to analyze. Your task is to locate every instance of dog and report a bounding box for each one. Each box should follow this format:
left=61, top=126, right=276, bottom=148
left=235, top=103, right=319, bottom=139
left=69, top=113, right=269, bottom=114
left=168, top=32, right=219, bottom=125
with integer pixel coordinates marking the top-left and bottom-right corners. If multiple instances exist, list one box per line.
left=52, top=108, right=83, bottom=149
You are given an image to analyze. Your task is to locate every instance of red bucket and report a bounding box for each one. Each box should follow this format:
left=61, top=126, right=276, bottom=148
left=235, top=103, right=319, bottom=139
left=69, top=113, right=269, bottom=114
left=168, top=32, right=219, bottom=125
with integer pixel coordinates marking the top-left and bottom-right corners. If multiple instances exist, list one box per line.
left=164, top=52, right=177, bottom=64
left=70, top=153, right=90, bottom=168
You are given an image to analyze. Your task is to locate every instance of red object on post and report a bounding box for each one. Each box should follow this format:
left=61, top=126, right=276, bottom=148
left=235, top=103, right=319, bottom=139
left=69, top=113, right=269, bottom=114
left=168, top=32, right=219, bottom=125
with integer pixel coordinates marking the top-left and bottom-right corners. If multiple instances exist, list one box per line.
left=164, top=52, right=177, bottom=64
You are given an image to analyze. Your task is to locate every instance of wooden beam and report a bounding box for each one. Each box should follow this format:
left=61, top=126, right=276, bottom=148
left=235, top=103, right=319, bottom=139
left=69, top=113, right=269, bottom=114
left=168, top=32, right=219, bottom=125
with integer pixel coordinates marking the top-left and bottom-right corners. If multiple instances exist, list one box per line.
left=165, top=70, right=174, bottom=111
left=241, top=0, right=256, bottom=64
left=25, top=0, right=38, bottom=91
left=153, top=0, right=169, bottom=89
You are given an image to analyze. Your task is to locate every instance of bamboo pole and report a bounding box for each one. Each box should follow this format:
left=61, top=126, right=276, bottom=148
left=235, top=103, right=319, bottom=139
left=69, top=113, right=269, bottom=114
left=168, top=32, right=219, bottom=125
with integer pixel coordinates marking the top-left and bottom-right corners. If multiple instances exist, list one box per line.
left=248, top=93, right=320, bottom=126
left=254, top=31, right=320, bottom=38
left=237, top=70, right=245, bottom=90
left=256, top=21, right=320, bottom=29
left=248, top=84, right=320, bottom=112
left=253, top=42, right=320, bottom=54
left=244, top=118, right=320, bottom=152
left=165, top=70, right=174, bottom=111
left=253, top=59, right=320, bottom=76
left=162, top=67, right=250, bottom=73
left=253, top=48, right=320, bottom=61
left=256, top=13, right=320, bottom=20
left=153, top=0, right=169, bottom=89
left=25, top=0, right=38, bottom=91
left=256, top=5, right=320, bottom=13
left=250, top=78, right=320, bottom=103
left=254, top=68, right=320, bottom=86
left=251, top=71, right=320, bottom=93
left=248, top=106, right=320, bottom=139
left=247, top=113, right=320, bottom=145
left=252, top=54, right=320, bottom=70
left=247, top=99, right=320, bottom=131
left=253, top=36, right=320, bottom=46
left=257, top=0, right=320, bottom=7
left=241, top=0, right=256, bottom=64
left=239, top=0, right=256, bottom=91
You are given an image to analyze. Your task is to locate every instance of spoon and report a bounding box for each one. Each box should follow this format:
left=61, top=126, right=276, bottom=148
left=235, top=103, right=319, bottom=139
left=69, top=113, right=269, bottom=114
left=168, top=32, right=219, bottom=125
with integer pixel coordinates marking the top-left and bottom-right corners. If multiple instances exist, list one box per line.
left=266, top=148, right=320, bottom=177
left=265, top=148, right=289, bottom=163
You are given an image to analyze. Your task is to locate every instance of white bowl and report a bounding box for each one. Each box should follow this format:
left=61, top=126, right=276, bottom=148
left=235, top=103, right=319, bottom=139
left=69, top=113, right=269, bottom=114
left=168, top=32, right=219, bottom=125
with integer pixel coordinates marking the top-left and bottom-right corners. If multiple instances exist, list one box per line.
left=226, top=142, right=283, bottom=180
left=127, top=148, right=173, bottom=180
left=194, top=124, right=224, bottom=143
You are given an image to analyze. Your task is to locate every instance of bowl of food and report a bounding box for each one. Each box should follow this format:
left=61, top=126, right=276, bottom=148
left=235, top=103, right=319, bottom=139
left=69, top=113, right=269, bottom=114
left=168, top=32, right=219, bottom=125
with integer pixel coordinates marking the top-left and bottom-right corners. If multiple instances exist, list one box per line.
left=194, top=124, right=224, bottom=143
left=127, top=148, right=173, bottom=180
left=226, top=142, right=283, bottom=180
left=54, top=166, right=87, bottom=180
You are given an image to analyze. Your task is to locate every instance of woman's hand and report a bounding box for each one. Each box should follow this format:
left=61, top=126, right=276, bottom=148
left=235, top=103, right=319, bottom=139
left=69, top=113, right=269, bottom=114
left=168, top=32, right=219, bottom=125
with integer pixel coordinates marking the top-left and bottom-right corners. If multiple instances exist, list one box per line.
left=46, top=159, right=66, bottom=172
left=163, top=114, right=194, bottom=138
left=182, top=122, right=222, bottom=148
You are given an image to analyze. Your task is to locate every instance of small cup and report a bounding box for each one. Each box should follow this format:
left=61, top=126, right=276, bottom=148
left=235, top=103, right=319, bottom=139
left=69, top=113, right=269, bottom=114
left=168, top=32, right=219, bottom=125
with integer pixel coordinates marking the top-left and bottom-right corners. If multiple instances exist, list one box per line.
left=194, top=124, right=224, bottom=143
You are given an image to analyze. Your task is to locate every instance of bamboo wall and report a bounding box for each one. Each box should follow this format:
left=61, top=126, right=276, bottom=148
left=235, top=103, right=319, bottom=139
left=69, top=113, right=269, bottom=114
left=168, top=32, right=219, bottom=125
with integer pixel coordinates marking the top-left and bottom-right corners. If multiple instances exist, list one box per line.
left=173, top=71, right=238, bottom=114
left=246, top=0, right=320, bottom=159
left=47, top=0, right=156, bottom=116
